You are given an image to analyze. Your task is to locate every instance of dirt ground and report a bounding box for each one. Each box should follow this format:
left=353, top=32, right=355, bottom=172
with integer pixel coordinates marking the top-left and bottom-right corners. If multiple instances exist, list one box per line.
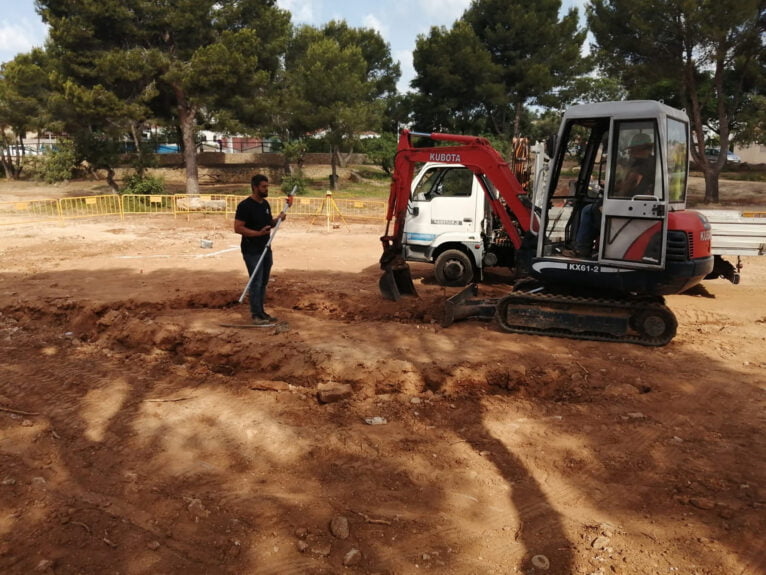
left=0, top=179, right=765, bottom=575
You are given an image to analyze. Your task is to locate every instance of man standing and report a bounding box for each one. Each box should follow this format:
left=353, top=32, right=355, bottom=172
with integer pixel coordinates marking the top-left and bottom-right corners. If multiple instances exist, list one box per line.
left=234, top=174, right=285, bottom=325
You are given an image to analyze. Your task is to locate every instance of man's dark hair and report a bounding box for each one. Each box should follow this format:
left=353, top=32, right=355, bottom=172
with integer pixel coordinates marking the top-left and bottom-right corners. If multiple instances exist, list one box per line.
left=251, top=174, right=269, bottom=188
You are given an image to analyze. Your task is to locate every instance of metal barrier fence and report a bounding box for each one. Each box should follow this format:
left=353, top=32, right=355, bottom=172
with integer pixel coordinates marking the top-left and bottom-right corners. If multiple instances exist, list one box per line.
left=0, top=198, right=60, bottom=224
left=0, top=193, right=386, bottom=225
left=175, top=194, right=230, bottom=216
left=121, top=194, right=176, bottom=216
left=59, top=195, right=122, bottom=219
left=283, top=195, right=385, bottom=222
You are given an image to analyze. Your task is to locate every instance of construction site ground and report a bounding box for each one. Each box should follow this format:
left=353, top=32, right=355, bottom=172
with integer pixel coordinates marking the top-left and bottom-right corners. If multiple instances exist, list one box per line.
left=0, top=178, right=764, bottom=575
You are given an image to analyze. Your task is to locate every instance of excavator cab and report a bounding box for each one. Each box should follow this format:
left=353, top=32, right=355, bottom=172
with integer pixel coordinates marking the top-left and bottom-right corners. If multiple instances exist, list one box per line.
left=530, top=101, right=710, bottom=296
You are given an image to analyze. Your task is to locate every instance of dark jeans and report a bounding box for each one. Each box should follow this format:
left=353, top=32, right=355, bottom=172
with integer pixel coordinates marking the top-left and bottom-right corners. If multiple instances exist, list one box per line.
left=243, top=248, right=272, bottom=319
left=574, top=202, right=601, bottom=255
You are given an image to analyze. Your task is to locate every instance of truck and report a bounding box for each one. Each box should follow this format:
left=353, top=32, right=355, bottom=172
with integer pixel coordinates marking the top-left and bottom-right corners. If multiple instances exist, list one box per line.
left=380, top=100, right=720, bottom=346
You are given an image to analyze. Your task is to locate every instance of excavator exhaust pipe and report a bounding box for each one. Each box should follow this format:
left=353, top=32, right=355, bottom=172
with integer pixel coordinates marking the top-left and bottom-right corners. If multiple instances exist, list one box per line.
left=379, top=250, right=417, bottom=301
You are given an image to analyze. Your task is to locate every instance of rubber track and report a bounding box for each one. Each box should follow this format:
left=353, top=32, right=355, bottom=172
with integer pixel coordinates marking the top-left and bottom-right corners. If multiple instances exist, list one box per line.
left=495, top=292, right=677, bottom=346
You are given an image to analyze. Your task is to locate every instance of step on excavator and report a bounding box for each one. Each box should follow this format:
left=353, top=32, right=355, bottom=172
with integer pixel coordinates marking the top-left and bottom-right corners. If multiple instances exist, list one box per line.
left=379, top=101, right=714, bottom=345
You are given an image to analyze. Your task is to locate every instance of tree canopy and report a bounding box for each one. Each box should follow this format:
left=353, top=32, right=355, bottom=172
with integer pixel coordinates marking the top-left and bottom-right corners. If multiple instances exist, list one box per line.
left=409, top=21, right=503, bottom=134
left=410, top=0, right=587, bottom=153
left=588, top=0, right=766, bottom=202
left=0, top=49, right=52, bottom=178
left=282, top=21, right=400, bottom=189
left=36, top=0, right=291, bottom=193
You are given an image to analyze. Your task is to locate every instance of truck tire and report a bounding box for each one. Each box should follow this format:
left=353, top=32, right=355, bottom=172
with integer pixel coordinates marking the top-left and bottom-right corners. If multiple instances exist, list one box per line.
left=435, top=249, right=474, bottom=286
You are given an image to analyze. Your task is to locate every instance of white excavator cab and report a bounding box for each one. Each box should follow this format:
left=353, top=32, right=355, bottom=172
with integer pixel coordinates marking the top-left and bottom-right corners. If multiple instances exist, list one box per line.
left=536, top=100, right=691, bottom=270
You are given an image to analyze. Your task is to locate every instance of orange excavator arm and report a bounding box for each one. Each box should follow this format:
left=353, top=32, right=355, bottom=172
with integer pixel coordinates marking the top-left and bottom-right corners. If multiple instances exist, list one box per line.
left=379, top=130, right=533, bottom=300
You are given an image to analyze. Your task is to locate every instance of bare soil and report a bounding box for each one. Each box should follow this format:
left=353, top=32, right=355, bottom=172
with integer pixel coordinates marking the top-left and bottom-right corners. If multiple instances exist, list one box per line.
left=0, top=179, right=765, bottom=575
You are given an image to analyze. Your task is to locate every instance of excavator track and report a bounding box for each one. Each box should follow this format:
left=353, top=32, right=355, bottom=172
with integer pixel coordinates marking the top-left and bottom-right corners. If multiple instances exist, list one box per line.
left=495, top=292, right=677, bottom=346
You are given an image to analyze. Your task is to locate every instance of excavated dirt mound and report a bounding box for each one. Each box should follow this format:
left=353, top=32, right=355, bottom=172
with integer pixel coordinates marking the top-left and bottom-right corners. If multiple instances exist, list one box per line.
left=1, top=202, right=765, bottom=574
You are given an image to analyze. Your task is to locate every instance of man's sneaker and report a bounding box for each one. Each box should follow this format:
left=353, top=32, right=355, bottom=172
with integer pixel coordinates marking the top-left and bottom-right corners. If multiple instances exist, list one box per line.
left=251, top=317, right=273, bottom=326
left=262, top=313, right=279, bottom=323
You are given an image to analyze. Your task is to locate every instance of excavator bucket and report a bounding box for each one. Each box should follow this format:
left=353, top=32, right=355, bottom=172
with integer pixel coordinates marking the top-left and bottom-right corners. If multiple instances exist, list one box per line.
left=379, top=264, right=417, bottom=301
left=379, top=247, right=417, bottom=301
left=441, top=284, right=497, bottom=326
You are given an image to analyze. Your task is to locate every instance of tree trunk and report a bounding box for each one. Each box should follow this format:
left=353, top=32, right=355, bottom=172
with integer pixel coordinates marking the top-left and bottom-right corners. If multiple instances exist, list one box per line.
left=1, top=147, right=14, bottom=179
left=339, top=143, right=353, bottom=168
left=130, top=123, right=145, bottom=178
left=1, top=134, right=25, bottom=179
left=685, top=36, right=732, bottom=205
left=512, top=103, right=522, bottom=142
left=174, top=87, right=200, bottom=195
left=330, top=145, right=340, bottom=191
left=702, top=167, right=720, bottom=204
left=105, top=167, right=120, bottom=193
left=0, top=155, right=23, bottom=179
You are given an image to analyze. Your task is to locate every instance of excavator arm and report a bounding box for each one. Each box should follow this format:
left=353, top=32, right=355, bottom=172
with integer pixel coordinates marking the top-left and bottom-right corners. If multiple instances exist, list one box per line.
left=379, top=130, right=533, bottom=301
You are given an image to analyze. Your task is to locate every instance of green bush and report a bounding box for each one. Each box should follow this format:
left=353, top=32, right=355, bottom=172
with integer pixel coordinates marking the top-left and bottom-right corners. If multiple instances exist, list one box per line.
left=121, top=174, right=165, bottom=195
left=303, top=138, right=331, bottom=153
left=281, top=175, right=306, bottom=196
left=36, top=142, right=77, bottom=183
left=358, top=133, right=397, bottom=174
left=282, top=140, right=307, bottom=165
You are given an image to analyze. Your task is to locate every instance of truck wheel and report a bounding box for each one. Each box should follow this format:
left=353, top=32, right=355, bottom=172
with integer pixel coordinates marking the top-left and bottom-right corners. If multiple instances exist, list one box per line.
left=435, top=249, right=474, bottom=286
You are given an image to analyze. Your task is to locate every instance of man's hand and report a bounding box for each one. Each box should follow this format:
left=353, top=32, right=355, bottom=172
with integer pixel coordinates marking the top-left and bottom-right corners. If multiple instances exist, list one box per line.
left=278, top=212, right=287, bottom=221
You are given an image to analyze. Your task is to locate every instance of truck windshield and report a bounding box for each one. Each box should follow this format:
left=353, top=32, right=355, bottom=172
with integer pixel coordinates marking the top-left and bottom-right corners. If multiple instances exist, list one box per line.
left=413, top=166, right=473, bottom=200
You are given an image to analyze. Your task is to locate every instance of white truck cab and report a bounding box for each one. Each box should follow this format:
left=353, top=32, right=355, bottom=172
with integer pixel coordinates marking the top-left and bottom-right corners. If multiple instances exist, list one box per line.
left=402, top=162, right=497, bottom=285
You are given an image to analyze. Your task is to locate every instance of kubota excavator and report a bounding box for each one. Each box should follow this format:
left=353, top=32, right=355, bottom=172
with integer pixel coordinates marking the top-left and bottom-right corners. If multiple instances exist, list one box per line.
left=379, top=101, right=714, bottom=346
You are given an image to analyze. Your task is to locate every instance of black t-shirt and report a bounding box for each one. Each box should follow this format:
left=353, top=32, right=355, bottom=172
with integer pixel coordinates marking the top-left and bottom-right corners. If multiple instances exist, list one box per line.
left=235, top=196, right=273, bottom=253
left=630, top=157, right=655, bottom=196
left=613, top=156, right=656, bottom=198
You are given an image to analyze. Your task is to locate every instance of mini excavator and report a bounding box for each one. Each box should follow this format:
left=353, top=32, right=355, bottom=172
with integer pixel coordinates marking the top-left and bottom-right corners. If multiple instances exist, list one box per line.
left=379, top=101, right=714, bottom=345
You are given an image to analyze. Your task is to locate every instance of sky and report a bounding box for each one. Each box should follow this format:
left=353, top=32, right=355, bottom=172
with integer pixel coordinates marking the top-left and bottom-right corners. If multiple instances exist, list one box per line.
left=0, top=0, right=585, bottom=93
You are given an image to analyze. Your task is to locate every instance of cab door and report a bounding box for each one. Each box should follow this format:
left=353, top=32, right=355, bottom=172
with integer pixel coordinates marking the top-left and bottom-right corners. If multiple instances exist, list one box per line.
left=403, top=165, right=479, bottom=260
left=599, top=120, right=667, bottom=269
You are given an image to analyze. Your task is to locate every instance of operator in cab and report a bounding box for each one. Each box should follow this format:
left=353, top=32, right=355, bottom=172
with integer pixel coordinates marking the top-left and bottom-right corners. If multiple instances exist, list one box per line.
left=567, top=132, right=656, bottom=258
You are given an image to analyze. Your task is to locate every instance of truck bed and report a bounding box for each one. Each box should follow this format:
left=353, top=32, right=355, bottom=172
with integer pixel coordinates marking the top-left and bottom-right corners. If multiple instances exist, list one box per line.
left=697, top=209, right=766, bottom=256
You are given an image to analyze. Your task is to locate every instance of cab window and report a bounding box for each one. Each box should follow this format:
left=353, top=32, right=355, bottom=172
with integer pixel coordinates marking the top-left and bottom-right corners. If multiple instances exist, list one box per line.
left=667, top=118, right=688, bottom=203
left=414, top=167, right=474, bottom=201
left=610, top=121, right=661, bottom=200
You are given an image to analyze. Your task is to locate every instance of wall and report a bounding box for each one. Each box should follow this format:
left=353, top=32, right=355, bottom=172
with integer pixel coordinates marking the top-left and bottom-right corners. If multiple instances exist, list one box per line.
left=136, top=152, right=369, bottom=184
left=733, top=144, right=766, bottom=165
left=105, top=152, right=371, bottom=186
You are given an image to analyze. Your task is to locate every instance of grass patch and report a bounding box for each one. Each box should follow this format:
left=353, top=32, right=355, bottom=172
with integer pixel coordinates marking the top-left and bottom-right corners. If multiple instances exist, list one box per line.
left=294, top=172, right=390, bottom=199
left=353, top=167, right=391, bottom=181
left=303, top=179, right=389, bottom=199
left=716, top=171, right=766, bottom=183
